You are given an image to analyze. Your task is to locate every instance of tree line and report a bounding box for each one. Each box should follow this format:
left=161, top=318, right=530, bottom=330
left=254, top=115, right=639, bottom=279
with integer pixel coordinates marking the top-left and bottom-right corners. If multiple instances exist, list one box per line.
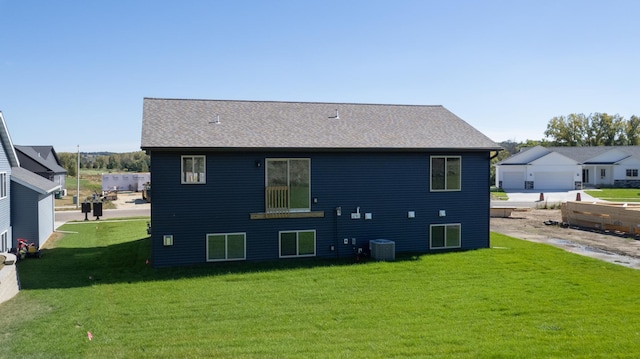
left=544, top=113, right=640, bottom=146
left=489, top=112, right=640, bottom=185
left=58, top=151, right=150, bottom=177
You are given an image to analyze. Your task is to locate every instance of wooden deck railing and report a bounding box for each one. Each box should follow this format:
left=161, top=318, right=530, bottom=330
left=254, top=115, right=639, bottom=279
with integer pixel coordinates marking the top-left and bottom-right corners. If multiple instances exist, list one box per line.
left=266, top=186, right=289, bottom=214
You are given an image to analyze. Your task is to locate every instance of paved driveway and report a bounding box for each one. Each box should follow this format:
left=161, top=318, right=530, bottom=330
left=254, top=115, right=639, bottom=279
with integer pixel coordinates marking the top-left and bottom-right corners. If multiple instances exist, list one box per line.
left=492, top=189, right=600, bottom=208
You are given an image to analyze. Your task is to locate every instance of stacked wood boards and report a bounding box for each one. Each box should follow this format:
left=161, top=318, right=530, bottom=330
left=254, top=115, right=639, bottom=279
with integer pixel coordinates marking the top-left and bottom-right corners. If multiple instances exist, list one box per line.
left=561, top=201, right=640, bottom=235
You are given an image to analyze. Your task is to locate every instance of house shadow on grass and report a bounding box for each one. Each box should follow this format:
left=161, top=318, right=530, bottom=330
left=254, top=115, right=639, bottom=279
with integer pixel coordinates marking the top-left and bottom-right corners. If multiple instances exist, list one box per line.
left=17, top=237, right=427, bottom=290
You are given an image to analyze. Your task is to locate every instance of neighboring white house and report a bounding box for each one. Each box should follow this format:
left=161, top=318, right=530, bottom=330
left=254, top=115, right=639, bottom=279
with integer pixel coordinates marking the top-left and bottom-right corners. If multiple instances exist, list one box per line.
left=102, top=173, right=150, bottom=192
left=495, top=145, right=640, bottom=190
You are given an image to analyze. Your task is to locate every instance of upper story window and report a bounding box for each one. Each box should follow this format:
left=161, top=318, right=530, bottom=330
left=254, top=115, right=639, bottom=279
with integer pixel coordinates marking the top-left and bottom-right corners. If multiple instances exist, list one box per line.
left=626, top=169, right=638, bottom=177
left=182, top=155, right=206, bottom=184
left=430, top=156, right=461, bottom=191
left=0, top=173, right=6, bottom=198
left=266, top=159, right=310, bottom=213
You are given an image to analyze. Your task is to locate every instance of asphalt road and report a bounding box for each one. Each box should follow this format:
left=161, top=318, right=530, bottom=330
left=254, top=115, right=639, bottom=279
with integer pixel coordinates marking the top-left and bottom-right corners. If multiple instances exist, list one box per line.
left=55, top=207, right=150, bottom=228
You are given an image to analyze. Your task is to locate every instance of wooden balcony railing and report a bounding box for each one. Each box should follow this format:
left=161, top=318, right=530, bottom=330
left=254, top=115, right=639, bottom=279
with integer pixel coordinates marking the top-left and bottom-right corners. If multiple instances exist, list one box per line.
left=266, top=186, right=289, bottom=214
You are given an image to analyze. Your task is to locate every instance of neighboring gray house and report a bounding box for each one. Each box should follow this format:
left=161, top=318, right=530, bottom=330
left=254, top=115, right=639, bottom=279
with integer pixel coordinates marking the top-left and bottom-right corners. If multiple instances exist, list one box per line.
left=496, top=145, right=640, bottom=190
left=15, top=145, right=67, bottom=194
left=0, top=112, right=18, bottom=252
left=0, top=112, right=60, bottom=251
left=10, top=167, right=60, bottom=248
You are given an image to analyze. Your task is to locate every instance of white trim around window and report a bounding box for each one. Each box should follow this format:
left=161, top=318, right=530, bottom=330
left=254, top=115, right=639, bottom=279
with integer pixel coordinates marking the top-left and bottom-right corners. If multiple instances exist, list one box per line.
left=279, top=229, right=316, bottom=258
left=0, top=231, right=8, bottom=252
left=181, top=155, right=206, bottom=184
left=0, top=172, right=7, bottom=199
left=430, top=156, right=461, bottom=192
left=265, top=158, right=311, bottom=212
left=206, top=232, right=246, bottom=262
left=429, top=223, right=461, bottom=249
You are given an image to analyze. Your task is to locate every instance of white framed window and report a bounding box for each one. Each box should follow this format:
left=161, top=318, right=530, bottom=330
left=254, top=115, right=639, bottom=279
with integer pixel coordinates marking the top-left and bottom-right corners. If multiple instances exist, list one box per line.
left=600, top=169, right=606, bottom=178
left=0, top=173, right=6, bottom=198
left=430, top=224, right=461, bottom=249
left=182, top=155, right=206, bottom=184
left=430, top=156, right=461, bottom=191
left=266, top=158, right=310, bottom=212
left=0, top=231, right=8, bottom=252
left=206, top=233, right=246, bottom=262
left=279, top=230, right=316, bottom=258
left=626, top=169, right=638, bottom=177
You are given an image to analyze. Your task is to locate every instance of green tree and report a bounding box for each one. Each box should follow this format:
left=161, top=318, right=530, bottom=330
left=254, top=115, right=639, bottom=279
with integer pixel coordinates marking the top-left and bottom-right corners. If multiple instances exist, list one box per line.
left=588, top=113, right=625, bottom=146
left=107, top=155, right=121, bottom=170
left=544, top=114, right=588, bottom=146
left=58, top=152, right=77, bottom=176
left=626, top=115, right=640, bottom=145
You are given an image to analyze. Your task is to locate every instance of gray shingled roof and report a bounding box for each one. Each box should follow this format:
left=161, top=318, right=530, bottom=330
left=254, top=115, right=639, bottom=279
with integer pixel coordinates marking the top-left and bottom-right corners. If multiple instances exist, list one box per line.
left=550, top=146, right=640, bottom=164
left=141, top=98, right=500, bottom=151
left=15, top=145, right=67, bottom=174
left=507, top=146, right=640, bottom=164
left=10, top=166, right=60, bottom=194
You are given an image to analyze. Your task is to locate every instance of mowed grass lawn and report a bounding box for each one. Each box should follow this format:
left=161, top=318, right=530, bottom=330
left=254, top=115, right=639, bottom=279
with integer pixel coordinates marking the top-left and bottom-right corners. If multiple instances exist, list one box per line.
left=585, top=188, right=640, bottom=202
left=2, top=221, right=640, bottom=358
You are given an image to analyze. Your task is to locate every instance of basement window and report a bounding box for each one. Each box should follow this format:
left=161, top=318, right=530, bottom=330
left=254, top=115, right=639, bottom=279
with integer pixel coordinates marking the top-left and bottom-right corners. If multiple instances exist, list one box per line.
left=279, top=230, right=316, bottom=258
left=430, top=224, right=461, bottom=249
left=206, top=233, right=246, bottom=262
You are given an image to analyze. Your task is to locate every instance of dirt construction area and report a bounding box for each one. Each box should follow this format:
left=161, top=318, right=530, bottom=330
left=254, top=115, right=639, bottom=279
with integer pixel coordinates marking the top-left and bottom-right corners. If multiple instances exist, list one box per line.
left=491, top=208, right=640, bottom=269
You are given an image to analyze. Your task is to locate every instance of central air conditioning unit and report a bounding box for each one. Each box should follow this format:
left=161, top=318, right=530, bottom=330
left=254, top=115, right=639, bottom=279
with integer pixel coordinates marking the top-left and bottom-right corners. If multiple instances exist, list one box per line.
left=369, top=239, right=395, bottom=261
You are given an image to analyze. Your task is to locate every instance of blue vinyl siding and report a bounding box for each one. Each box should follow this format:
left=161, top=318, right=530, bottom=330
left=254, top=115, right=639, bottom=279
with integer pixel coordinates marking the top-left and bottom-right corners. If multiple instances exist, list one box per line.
left=0, top=153, right=11, bottom=249
left=149, top=150, right=491, bottom=267
left=10, top=183, right=38, bottom=246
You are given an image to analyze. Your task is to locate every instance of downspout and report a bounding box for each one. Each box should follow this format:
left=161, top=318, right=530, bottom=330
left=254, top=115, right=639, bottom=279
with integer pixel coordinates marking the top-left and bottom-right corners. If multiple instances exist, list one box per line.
left=335, top=207, right=341, bottom=259
left=490, top=150, right=501, bottom=188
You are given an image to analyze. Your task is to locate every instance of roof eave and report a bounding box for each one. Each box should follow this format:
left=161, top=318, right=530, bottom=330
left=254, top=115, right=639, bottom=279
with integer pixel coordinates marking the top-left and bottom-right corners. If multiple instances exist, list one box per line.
left=141, top=146, right=503, bottom=153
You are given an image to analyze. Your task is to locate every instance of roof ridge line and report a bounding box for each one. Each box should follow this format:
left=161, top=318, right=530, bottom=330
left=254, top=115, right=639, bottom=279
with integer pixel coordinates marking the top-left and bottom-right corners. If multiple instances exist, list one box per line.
left=142, top=97, right=445, bottom=108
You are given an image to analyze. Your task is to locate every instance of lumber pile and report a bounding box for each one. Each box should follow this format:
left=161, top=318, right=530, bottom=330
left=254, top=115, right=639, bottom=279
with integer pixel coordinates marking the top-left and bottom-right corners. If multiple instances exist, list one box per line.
left=561, top=201, right=640, bottom=235
left=490, top=207, right=531, bottom=218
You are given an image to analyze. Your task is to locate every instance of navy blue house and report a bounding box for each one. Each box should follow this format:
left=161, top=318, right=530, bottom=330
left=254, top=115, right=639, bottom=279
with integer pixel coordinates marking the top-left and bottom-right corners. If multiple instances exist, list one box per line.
left=141, top=98, right=501, bottom=267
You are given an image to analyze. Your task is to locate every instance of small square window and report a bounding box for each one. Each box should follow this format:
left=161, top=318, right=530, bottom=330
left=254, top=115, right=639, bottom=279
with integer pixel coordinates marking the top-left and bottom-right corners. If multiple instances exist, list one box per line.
left=430, top=156, right=461, bottom=191
left=182, top=156, right=206, bottom=184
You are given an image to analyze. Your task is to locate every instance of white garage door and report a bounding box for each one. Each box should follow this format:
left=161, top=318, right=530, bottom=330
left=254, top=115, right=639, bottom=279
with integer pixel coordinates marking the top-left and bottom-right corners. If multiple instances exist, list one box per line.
left=501, top=172, right=524, bottom=189
left=535, top=172, right=574, bottom=190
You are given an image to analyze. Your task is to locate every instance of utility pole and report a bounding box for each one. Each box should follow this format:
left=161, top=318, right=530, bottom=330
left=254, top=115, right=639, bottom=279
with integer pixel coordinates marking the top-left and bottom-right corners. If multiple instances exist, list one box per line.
left=76, top=145, right=80, bottom=209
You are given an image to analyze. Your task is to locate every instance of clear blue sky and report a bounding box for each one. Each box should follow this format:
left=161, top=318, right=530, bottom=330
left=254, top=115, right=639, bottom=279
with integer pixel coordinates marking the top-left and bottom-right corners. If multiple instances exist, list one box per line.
left=1, top=0, right=639, bottom=152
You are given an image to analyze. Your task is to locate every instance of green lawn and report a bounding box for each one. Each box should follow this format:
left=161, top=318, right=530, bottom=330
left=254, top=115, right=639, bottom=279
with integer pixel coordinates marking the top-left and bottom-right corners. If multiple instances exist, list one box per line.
left=490, top=187, right=508, bottom=200
left=2, top=220, right=640, bottom=358
left=585, top=188, right=640, bottom=202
